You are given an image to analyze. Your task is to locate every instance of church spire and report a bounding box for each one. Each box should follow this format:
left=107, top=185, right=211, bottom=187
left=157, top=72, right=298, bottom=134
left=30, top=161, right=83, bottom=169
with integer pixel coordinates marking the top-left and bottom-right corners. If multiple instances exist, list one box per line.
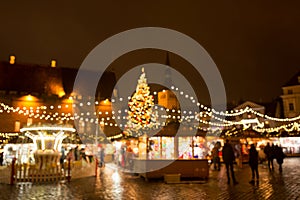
left=164, top=52, right=172, bottom=88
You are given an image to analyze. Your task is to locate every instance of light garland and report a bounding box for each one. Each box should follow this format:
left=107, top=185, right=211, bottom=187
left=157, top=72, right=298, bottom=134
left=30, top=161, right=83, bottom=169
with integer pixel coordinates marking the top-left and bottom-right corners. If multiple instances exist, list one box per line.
left=20, top=126, right=76, bottom=133
left=253, top=122, right=300, bottom=133
left=1, top=92, right=299, bottom=124
left=107, top=133, right=123, bottom=140
left=1, top=99, right=299, bottom=134
left=0, top=83, right=299, bottom=136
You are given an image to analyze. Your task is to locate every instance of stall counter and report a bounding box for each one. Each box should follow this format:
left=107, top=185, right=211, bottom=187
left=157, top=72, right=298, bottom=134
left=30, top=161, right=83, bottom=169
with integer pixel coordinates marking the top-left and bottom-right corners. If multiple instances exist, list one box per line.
left=133, top=158, right=209, bottom=180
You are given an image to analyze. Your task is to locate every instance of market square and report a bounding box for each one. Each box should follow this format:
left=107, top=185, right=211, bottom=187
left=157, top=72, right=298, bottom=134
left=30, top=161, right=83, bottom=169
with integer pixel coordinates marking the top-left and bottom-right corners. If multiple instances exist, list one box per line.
left=0, top=1, right=300, bottom=199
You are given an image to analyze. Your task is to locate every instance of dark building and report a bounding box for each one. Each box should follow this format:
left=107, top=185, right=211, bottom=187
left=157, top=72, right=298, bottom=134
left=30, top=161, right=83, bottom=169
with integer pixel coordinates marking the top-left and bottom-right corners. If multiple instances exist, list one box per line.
left=0, top=59, right=117, bottom=144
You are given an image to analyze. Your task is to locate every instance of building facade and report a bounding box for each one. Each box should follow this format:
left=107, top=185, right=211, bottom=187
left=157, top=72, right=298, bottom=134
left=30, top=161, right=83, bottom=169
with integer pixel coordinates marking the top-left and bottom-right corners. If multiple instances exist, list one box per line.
left=281, top=71, right=300, bottom=118
left=0, top=59, right=117, bottom=144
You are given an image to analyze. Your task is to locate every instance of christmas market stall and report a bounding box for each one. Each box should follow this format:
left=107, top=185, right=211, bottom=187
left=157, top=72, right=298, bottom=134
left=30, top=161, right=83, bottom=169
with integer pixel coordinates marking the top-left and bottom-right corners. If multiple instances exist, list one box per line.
left=131, top=124, right=210, bottom=180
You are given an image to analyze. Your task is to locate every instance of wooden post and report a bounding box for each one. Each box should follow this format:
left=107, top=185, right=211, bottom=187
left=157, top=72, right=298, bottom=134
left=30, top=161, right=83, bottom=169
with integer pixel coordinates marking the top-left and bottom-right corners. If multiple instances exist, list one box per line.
left=160, top=136, right=162, bottom=158
left=10, top=157, right=16, bottom=185
left=95, top=157, right=98, bottom=177
left=67, top=157, right=71, bottom=182
left=191, top=137, right=194, bottom=158
left=174, top=136, right=179, bottom=159
left=146, top=136, right=149, bottom=160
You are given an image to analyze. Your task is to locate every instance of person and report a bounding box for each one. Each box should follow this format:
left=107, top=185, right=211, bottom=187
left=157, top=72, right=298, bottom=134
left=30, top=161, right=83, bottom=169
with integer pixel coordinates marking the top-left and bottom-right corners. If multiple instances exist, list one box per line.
left=60, top=146, right=66, bottom=168
left=234, top=143, right=242, bottom=168
left=258, top=145, right=267, bottom=164
left=125, top=147, right=134, bottom=170
left=99, top=147, right=105, bottom=168
left=264, top=143, right=275, bottom=171
left=274, top=145, right=285, bottom=172
left=211, top=142, right=221, bottom=171
left=74, top=146, right=79, bottom=161
left=248, top=144, right=259, bottom=184
left=120, top=146, right=126, bottom=167
left=80, top=148, right=87, bottom=162
left=67, top=149, right=74, bottom=160
left=222, top=139, right=238, bottom=185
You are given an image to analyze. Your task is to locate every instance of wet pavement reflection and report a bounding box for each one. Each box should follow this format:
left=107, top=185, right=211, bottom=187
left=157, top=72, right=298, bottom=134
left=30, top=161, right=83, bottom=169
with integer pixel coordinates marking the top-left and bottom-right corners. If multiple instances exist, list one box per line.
left=1, top=158, right=300, bottom=200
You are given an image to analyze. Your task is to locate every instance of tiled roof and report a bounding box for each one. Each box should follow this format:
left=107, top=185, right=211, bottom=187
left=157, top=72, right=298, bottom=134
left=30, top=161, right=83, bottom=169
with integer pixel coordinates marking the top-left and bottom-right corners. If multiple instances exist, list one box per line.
left=234, top=101, right=265, bottom=110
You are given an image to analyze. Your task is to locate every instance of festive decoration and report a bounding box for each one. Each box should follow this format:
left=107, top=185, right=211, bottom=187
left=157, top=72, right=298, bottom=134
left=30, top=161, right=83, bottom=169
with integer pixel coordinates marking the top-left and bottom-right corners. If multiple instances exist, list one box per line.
left=20, top=124, right=75, bottom=151
left=20, top=124, right=75, bottom=170
left=125, top=68, right=158, bottom=136
left=0, top=82, right=299, bottom=137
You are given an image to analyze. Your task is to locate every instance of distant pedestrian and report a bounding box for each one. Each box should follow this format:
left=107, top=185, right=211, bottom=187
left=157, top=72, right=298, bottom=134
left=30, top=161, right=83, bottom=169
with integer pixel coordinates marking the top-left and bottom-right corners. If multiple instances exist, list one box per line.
left=248, top=144, right=259, bottom=184
left=234, top=143, right=242, bottom=168
left=274, top=145, right=285, bottom=172
left=99, top=147, right=105, bottom=168
left=211, top=142, right=221, bottom=171
left=125, top=147, right=134, bottom=170
left=264, top=143, right=275, bottom=171
left=67, top=149, right=74, bottom=162
left=80, top=148, right=87, bottom=162
left=222, top=139, right=238, bottom=185
left=74, top=146, right=79, bottom=161
left=60, top=146, right=66, bottom=168
left=258, top=146, right=266, bottom=164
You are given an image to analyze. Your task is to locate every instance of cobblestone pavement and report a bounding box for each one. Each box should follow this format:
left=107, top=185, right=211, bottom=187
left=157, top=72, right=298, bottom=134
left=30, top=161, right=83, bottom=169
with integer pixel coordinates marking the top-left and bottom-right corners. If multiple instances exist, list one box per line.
left=1, top=158, right=300, bottom=200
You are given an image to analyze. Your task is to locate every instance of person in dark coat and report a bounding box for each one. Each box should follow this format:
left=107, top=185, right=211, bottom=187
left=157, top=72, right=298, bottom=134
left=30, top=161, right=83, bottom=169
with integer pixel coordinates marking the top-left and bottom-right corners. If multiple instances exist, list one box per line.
left=274, top=145, right=285, bottom=172
left=211, top=142, right=221, bottom=171
left=74, top=146, right=79, bottom=161
left=264, top=142, right=275, bottom=171
left=60, top=146, right=66, bottom=168
left=222, top=139, right=238, bottom=184
left=248, top=144, right=259, bottom=184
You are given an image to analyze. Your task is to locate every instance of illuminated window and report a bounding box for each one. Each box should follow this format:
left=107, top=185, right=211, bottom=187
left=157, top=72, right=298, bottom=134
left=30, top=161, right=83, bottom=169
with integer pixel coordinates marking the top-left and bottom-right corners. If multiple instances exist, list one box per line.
left=289, top=103, right=294, bottom=111
left=51, top=59, right=56, bottom=68
left=14, top=121, right=20, bottom=132
left=9, top=55, right=15, bottom=64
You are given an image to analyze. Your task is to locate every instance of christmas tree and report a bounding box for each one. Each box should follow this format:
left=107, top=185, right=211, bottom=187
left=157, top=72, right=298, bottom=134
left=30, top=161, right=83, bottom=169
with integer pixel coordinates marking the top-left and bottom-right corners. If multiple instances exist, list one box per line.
left=126, top=68, right=157, bottom=137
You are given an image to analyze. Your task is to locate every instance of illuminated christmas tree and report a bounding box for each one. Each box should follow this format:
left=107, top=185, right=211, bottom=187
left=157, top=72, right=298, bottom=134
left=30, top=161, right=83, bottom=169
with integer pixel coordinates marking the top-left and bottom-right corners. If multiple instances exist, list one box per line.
left=126, top=68, right=157, bottom=137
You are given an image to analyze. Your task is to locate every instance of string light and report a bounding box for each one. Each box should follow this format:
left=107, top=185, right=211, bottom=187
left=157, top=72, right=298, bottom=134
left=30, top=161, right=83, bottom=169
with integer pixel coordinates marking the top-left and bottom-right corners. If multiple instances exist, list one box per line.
left=0, top=83, right=299, bottom=137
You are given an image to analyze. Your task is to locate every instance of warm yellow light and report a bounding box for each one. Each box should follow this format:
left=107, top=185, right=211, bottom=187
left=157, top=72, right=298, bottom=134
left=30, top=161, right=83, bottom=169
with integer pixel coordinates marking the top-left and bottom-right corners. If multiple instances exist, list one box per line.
left=104, top=99, right=110, bottom=104
left=51, top=60, right=56, bottom=68
left=100, top=99, right=111, bottom=106
left=25, top=95, right=34, bottom=101
left=58, top=91, right=65, bottom=98
left=9, top=55, right=15, bottom=64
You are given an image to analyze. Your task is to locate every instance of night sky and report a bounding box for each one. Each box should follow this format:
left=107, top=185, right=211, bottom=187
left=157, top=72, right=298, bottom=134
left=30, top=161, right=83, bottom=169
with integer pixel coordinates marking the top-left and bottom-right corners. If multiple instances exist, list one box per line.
left=0, top=1, right=300, bottom=105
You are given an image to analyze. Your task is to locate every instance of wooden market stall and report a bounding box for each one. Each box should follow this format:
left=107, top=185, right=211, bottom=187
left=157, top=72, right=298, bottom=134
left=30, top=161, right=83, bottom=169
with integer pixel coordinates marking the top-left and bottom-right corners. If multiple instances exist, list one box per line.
left=131, top=123, right=210, bottom=180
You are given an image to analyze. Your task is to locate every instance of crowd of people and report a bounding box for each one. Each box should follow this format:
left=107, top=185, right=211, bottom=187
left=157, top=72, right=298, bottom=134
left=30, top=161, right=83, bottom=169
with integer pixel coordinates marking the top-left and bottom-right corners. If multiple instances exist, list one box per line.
left=59, top=144, right=135, bottom=170
left=60, top=145, right=95, bottom=168
left=263, top=142, right=286, bottom=172
left=211, top=139, right=286, bottom=185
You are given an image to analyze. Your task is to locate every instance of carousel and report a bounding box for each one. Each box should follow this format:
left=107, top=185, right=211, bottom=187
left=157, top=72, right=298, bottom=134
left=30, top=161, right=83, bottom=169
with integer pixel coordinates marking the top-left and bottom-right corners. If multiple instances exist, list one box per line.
left=20, top=124, right=76, bottom=170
